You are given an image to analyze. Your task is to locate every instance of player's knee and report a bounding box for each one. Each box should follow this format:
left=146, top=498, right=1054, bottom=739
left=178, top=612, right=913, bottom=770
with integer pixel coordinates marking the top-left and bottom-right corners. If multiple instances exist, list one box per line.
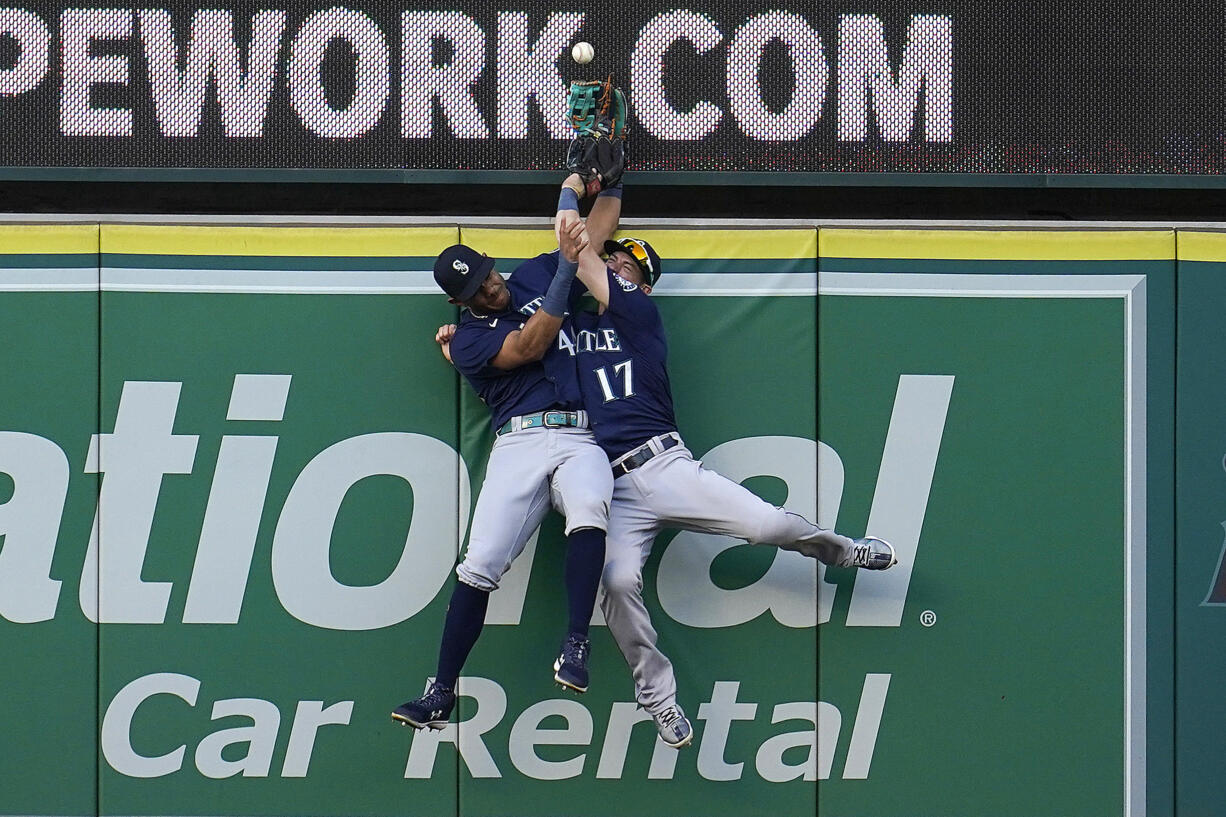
left=753, top=508, right=818, bottom=548
left=746, top=522, right=774, bottom=546
left=562, top=492, right=610, bottom=534
left=455, top=562, right=499, bottom=592
left=601, top=558, right=643, bottom=598
left=746, top=506, right=795, bottom=546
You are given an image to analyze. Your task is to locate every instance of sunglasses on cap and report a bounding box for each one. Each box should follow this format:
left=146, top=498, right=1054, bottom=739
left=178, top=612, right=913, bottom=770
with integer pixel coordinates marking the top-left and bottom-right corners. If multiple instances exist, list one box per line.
left=610, top=238, right=656, bottom=282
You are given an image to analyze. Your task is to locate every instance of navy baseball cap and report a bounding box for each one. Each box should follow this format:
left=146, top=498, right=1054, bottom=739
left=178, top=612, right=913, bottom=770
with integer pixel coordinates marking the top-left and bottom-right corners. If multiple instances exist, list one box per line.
left=434, top=244, right=494, bottom=302
left=604, top=238, right=662, bottom=285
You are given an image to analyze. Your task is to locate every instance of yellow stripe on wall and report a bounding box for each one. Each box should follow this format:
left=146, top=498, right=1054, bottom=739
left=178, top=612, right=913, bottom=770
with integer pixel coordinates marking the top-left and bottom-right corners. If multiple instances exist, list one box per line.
left=1177, top=231, right=1226, bottom=262
left=820, top=229, right=1174, bottom=261
left=101, top=224, right=459, bottom=257
left=613, top=228, right=816, bottom=260
left=0, top=224, right=98, bottom=254
left=462, top=226, right=817, bottom=261
left=460, top=228, right=558, bottom=262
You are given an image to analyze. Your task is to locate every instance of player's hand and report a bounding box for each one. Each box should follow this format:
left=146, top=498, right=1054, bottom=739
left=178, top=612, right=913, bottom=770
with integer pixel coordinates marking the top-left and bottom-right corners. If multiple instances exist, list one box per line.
left=562, top=173, right=585, bottom=198
left=558, top=214, right=589, bottom=262
left=555, top=207, right=581, bottom=248
left=435, top=323, right=456, bottom=364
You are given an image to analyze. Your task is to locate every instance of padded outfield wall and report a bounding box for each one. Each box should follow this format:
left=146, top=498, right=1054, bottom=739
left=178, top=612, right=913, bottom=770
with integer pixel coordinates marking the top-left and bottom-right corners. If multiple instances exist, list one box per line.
left=0, top=222, right=1220, bottom=816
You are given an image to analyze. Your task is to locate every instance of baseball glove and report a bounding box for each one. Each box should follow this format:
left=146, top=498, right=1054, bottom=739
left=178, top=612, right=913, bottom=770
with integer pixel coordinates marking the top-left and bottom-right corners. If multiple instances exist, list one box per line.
left=565, top=78, right=628, bottom=196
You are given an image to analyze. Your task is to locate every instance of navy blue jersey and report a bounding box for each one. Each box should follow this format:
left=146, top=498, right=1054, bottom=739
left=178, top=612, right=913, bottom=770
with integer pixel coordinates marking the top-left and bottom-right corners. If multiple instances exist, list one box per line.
left=449, top=252, right=584, bottom=431
left=573, top=267, right=678, bottom=459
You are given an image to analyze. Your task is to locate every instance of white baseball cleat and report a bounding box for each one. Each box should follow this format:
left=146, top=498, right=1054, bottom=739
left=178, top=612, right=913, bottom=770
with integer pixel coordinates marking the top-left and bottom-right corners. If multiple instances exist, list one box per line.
left=653, top=704, right=694, bottom=748
left=845, top=536, right=897, bottom=570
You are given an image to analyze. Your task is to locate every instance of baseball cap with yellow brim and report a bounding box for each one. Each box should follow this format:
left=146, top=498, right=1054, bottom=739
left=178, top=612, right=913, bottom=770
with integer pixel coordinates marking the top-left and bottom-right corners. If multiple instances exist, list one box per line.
left=603, top=238, right=662, bottom=286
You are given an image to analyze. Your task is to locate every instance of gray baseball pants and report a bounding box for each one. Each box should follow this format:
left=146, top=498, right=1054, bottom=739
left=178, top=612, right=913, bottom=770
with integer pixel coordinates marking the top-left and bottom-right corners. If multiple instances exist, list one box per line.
left=600, top=438, right=853, bottom=715
left=457, top=426, right=612, bottom=591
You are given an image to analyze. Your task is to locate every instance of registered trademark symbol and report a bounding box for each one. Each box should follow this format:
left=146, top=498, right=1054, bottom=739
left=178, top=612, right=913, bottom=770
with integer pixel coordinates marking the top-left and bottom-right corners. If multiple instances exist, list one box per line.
left=919, top=610, right=937, bottom=627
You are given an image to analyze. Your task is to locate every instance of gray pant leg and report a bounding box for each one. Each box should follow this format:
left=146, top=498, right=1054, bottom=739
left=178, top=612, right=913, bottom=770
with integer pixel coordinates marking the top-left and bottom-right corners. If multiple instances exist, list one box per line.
left=548, top=429, right=614, bottom=534
left=757, top=509, right=857, bottom=566
left=456, top=432, right=554, bottom=591
left=600, top=479, right=676, bottom=715
left=650, top=447, right=857, bottom=567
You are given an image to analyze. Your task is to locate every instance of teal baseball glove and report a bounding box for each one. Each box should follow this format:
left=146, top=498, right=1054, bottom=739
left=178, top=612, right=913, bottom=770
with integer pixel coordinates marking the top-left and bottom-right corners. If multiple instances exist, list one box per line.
left=565, top=78, right=628, bottom=196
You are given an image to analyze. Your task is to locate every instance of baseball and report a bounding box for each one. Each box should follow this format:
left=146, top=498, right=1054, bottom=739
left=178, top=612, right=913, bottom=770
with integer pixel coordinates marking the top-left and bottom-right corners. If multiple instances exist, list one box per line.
left=571, top=41, right=594, bottom=64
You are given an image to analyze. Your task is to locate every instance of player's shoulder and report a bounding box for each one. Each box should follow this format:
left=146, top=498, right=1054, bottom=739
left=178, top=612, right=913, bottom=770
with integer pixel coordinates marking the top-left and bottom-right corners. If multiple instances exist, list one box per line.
left=607, top=268, right=657, bottom=312
left=511, top=251, right=560, bottom=280
left=455, top=310, right=509, bottom=339
left=451, top=313, right=512, bottom=371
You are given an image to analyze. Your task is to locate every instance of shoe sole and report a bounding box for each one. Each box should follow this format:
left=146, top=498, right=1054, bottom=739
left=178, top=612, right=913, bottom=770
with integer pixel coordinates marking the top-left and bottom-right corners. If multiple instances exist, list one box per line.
left=879, top=539, right=898, bottom=569
left=661, top=731, right=694, bottom=749
left=553, top=658, right=588, bottom=693
left=390, top=711, right=448, bottom=730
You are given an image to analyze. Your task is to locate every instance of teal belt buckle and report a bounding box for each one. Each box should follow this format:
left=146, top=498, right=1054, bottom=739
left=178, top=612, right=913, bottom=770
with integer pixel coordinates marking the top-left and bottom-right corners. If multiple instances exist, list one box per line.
left=543, top=411, right=569, bottom=427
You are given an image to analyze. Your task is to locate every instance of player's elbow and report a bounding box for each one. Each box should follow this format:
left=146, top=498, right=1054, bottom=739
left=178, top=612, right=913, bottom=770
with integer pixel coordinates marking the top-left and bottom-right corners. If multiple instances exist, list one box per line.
left=519, top=344, right=549, bottom=365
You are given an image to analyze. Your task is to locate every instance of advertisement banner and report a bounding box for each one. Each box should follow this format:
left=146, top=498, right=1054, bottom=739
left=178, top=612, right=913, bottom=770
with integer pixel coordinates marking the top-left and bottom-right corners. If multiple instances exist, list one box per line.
left=816, top=228, right=1173, bottom=817
left=1172, top=231, right=1226, bottom=817
left=0, top=222, right=1186, bottom=817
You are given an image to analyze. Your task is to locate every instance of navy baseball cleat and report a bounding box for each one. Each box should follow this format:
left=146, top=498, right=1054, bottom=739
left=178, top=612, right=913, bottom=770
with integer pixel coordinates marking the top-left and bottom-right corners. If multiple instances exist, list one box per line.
left=553, top=633, right=591, bottom=692
left=391, top=681, right=455, bottom=730
left=845, top=536, right=897, bottom=570
left=653, top=704, right=694, bottom=748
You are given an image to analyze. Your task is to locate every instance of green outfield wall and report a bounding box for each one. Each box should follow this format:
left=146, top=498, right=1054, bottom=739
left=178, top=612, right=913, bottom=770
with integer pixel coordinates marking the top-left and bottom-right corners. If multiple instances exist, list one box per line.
left=1172, top=232, right=1226, bottom=817
left=0, top=223, right=1220, bottom=817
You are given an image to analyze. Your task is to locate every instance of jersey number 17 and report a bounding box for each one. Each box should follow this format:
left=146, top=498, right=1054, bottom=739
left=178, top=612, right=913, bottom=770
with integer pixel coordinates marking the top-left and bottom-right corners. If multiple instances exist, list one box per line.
left=593, top=359, right=634, bottom=402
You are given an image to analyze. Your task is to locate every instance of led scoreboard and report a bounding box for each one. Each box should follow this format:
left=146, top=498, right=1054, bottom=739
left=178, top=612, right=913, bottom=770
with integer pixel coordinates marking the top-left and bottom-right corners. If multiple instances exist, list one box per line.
left=0, top=2, right=1220, bottom=181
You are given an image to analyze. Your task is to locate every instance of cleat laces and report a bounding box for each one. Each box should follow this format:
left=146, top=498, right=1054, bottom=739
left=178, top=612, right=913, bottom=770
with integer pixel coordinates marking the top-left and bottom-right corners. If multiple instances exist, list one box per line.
left=420, top=682, right=452, bottom=708
left=563, top=635, right=590, bottom=666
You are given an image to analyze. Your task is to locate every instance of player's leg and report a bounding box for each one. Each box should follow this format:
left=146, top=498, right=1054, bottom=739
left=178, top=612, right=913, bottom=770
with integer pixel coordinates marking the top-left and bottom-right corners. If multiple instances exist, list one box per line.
left=393, top=433, right=554, bottom=728
left=390, top=579, right=489, bottom=730
left=547, top=428, right=614, bottom=692
left=599, top=480, right=692, bottom=747
left=457, top=432, right=558, bottom=590
left=646, top=447, right=894, bottom=568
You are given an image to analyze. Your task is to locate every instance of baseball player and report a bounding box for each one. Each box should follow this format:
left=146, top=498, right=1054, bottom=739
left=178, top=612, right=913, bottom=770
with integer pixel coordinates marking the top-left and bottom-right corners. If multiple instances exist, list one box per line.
left=555, top=196, right=897, bottom=749
left=391, top=186, right=622, bottom=731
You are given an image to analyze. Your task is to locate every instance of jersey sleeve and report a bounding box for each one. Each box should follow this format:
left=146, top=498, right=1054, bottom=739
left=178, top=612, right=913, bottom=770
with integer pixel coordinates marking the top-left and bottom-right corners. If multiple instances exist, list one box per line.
left=449, top=320, right=518, bottom=377
left=514, top=253, right=554, bottom=289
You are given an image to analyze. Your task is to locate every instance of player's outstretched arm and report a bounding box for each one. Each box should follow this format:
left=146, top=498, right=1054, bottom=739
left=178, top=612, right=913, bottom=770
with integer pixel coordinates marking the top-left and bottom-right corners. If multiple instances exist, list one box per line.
left=582, top=178, right=622, bottom=249
left=488, top=214, right=588, bottom=370
left=554, top=172, right=620, bottom=256
left=555, top=180, right=611, bottom=307
left=575, top=241, right=610, bottom=306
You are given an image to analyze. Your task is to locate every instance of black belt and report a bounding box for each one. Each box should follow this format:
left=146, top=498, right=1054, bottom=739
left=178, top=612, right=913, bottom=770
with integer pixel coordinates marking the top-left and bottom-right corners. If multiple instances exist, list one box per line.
left=612, top=434, right=681, bottom=477
left=497, top=410, right=588, bottom=436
